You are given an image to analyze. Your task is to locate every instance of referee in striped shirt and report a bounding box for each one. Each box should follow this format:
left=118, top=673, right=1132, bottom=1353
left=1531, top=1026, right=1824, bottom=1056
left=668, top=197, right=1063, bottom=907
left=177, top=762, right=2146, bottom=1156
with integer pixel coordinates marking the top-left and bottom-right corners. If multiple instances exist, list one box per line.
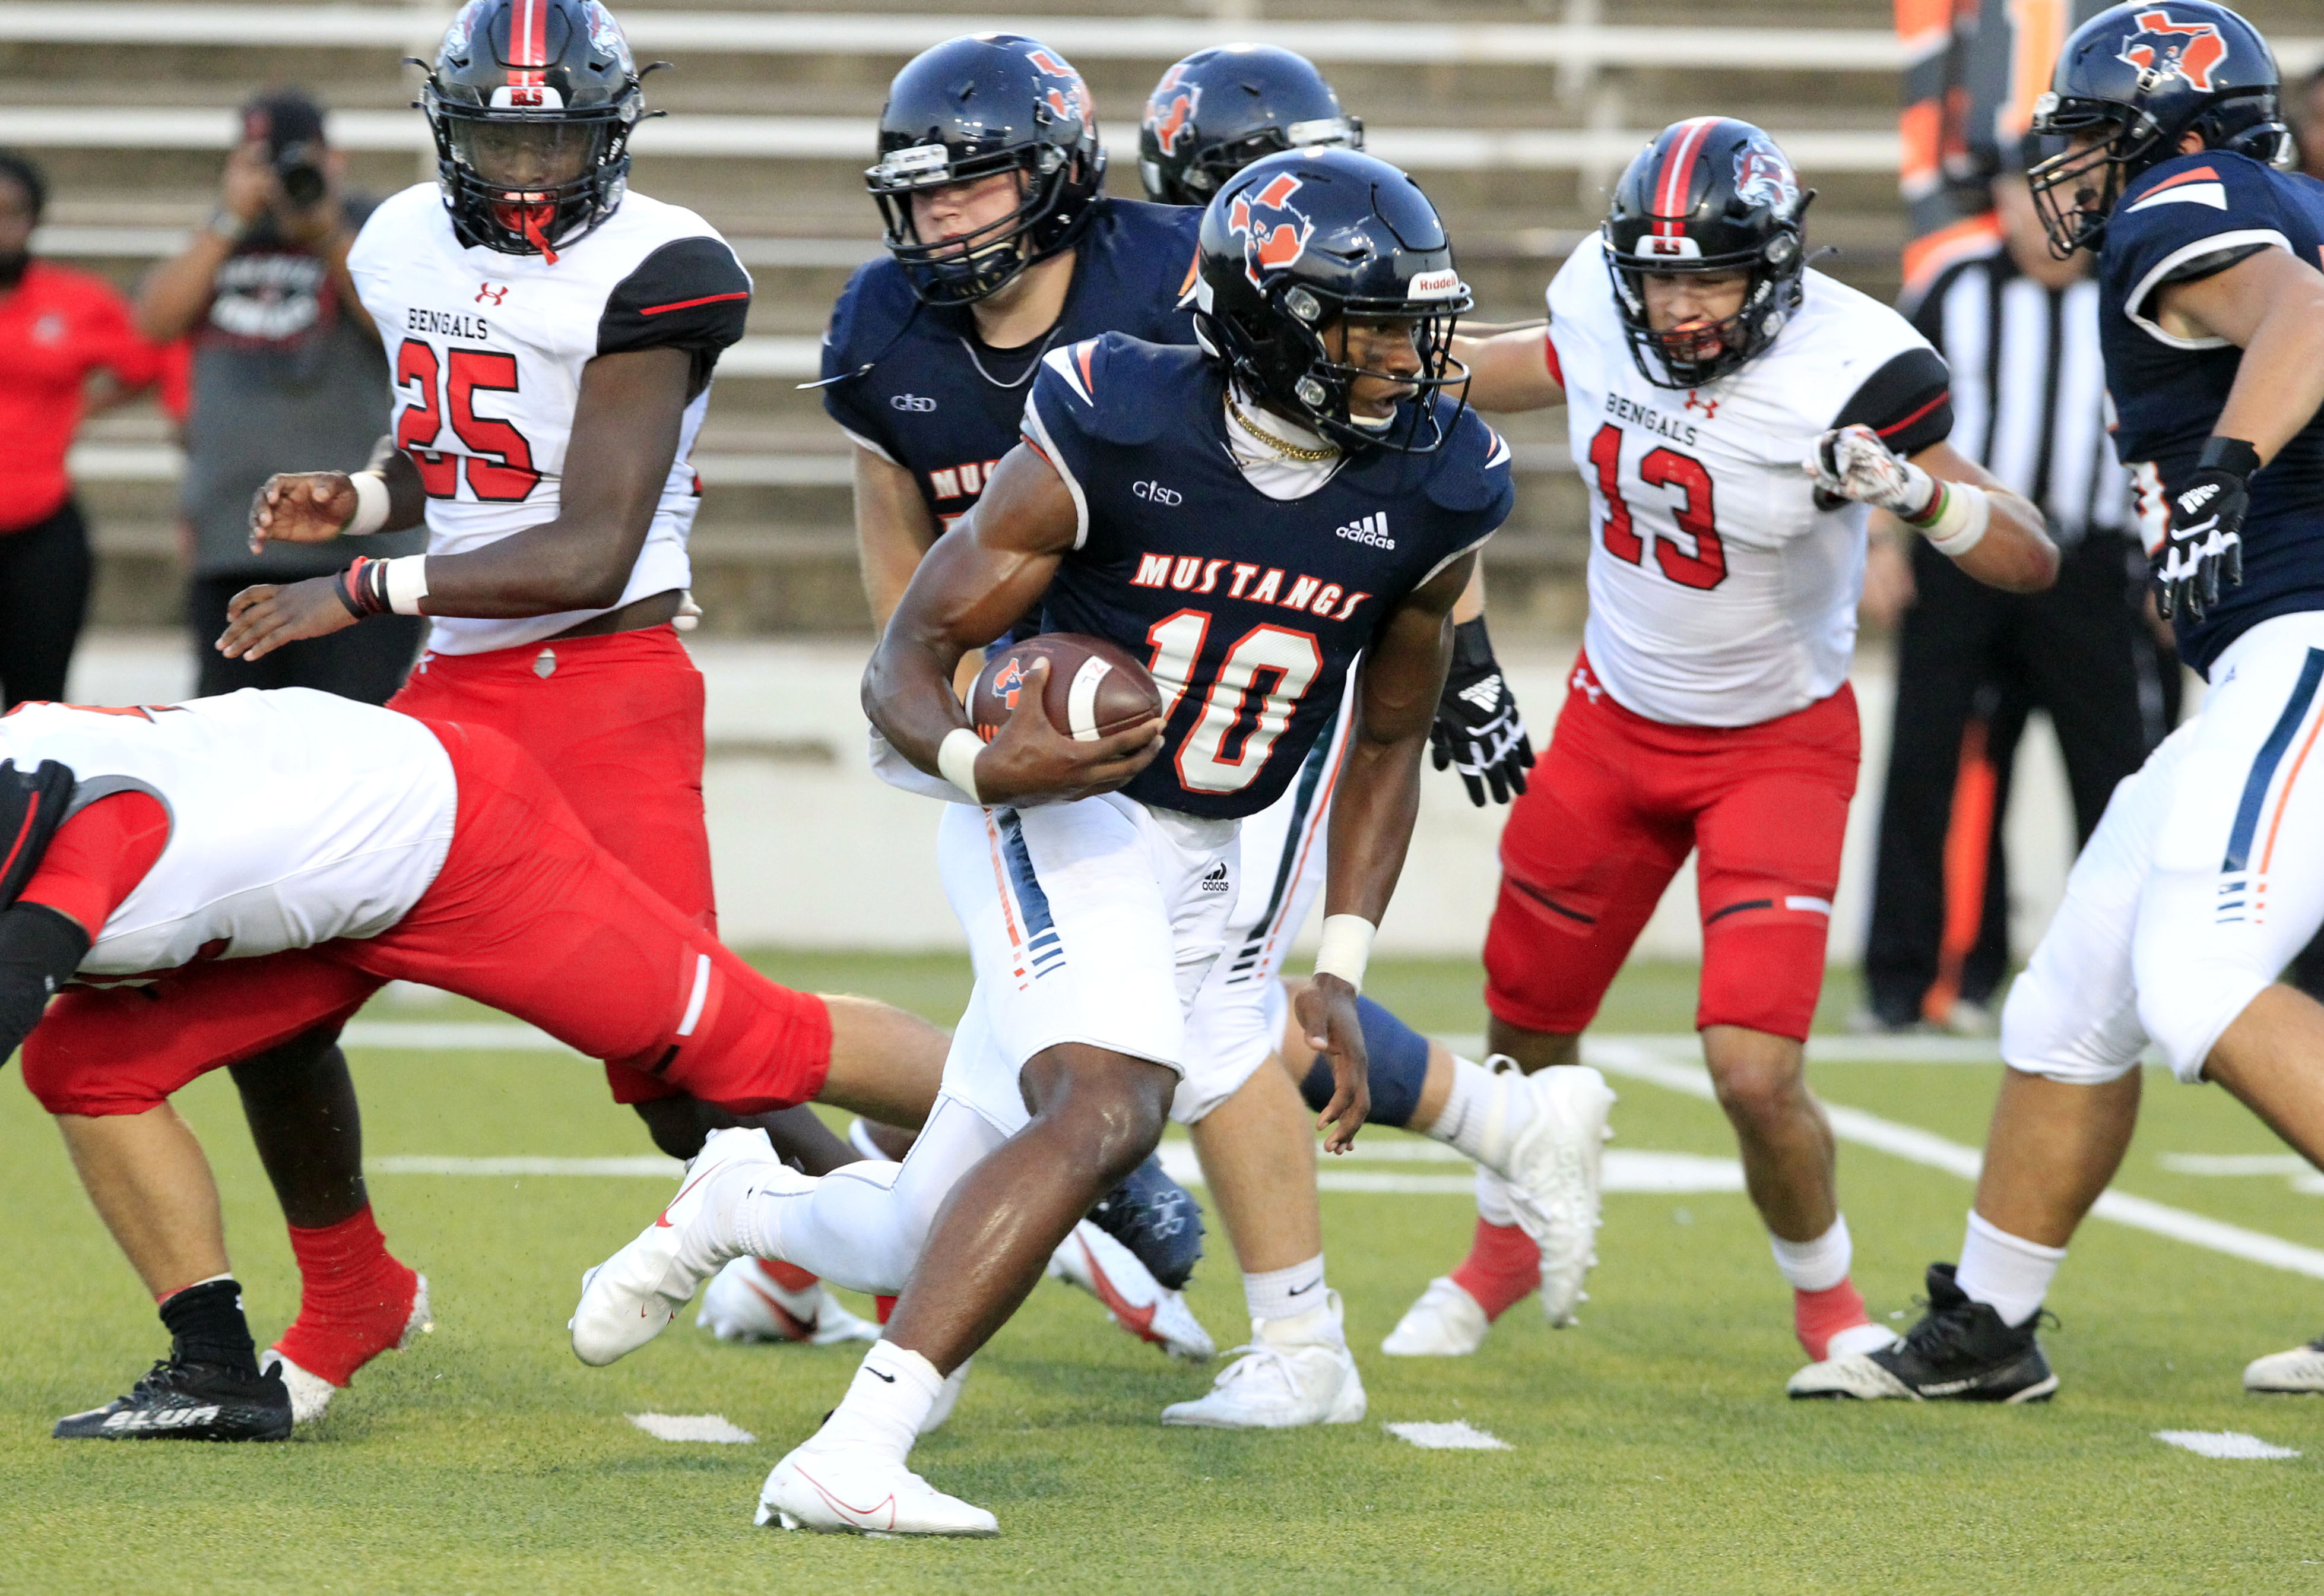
left=1857, top=150, right=2181, bottom=1034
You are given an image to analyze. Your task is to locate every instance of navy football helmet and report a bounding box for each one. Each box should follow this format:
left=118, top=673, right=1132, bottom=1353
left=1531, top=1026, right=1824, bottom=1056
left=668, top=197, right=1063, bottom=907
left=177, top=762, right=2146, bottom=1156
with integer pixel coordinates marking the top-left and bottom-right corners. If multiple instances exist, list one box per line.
left=1601, top=117, right=1812, bottom=390
left=418, top=0, right=646, bottom=261
left=2028, top=1, right=2290, bottom=256
left=866, top=34, right=1105, bottom=306
left=1138, top=46, right=1362, bottom=206
left=1194, top=148, right=1471, bottom=454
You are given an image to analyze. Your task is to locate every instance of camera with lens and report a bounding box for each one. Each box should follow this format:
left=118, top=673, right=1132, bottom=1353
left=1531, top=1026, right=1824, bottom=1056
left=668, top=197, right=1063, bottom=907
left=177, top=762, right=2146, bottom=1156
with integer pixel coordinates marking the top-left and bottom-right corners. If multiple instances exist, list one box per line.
left=268, top=134, right=327, bottom=210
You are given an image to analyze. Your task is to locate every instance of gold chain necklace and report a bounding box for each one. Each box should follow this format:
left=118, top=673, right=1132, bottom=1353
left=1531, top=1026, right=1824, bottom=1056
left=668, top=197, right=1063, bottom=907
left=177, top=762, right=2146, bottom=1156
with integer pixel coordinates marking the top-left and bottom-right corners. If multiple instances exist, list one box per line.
left=1230, top=400, right=1340, bottom=463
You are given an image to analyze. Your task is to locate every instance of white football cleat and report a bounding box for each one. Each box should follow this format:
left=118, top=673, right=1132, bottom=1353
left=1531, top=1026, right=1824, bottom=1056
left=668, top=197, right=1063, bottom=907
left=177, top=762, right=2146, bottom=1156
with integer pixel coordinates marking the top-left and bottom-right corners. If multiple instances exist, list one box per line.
left=697, top=1257, right=880, bottom=1346
left=756, top=1446, right=998, bottom=1537
left=1047, top=1220, right=1215, bottom=1361
left=1380, top=1276, right=1489, bottom=1358
left=1161, top=1290, right=1366, bottom=1429
left=262, top=1272, right=434, bottom=1425
left=2245, top=1335, right=2324, bottom=1393
left=570, top=1127, right=797, bottom=1367
left=1498, top=1063, right=1616, bottom=1326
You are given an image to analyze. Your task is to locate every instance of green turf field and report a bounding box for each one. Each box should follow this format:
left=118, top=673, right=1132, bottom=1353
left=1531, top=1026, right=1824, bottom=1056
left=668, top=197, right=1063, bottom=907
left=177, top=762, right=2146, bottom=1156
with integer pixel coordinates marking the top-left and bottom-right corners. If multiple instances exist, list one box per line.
left=5, top=956, right=2322, bottom=1594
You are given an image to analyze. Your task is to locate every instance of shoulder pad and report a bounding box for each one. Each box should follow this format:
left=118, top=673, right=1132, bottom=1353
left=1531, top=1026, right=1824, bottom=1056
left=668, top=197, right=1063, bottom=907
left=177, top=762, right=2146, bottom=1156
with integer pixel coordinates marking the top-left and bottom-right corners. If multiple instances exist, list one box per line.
left=1036, top=333, right=1189, bottom=446
left=824, top=258, right=920, bottom=370
left=1422, top=408, right=1515, bottom=512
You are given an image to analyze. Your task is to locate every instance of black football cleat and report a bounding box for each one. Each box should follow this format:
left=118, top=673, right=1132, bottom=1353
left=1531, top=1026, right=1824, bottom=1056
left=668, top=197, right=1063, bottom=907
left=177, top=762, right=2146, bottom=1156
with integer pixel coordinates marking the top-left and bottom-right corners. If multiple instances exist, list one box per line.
left=1787, top=1262, right=2059, bottom=1402
left=1086, top=1153, right=1205, bottom=1290
left=55, top=1357, right=294, bottom=1440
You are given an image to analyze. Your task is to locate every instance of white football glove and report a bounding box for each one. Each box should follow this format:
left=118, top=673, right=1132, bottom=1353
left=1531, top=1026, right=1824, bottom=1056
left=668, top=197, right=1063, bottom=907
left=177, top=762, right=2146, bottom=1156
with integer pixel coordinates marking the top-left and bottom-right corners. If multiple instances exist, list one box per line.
left=1805, top=424, right=1940, bottom=518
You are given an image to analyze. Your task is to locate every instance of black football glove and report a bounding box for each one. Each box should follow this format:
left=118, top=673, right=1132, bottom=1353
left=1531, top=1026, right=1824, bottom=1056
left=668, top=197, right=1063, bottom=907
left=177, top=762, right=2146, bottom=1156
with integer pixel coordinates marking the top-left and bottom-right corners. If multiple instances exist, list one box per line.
left=2156, top=436, right=2256, bottom=622
left=1430, top=616, right=1533, bottom=807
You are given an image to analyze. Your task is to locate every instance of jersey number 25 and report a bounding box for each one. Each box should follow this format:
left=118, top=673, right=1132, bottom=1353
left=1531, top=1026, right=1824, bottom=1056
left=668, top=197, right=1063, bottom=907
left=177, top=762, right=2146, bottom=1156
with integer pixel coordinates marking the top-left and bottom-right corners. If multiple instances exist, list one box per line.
left=395, top=338, right=542, bottom=502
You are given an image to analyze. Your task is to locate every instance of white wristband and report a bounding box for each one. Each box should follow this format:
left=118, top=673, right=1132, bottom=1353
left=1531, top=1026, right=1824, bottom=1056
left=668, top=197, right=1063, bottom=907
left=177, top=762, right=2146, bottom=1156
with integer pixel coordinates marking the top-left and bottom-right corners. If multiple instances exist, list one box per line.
left=937, top=726, right=985, bottom=805
left=1313, top=914, right=1377, bottom=993
left=382, top=554, right=429, bottom=616
left=1914, top=480, right=1990, bottom=558
left=341, top=470, right=391, bottom=537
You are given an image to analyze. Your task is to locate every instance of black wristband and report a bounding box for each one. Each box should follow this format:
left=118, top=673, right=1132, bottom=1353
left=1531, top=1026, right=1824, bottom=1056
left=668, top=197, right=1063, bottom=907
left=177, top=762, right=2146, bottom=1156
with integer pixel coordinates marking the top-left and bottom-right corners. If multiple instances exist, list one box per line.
left=1450, top=615, right=1495, bottom=673
left=2198, top=435, right=2261, bottom=480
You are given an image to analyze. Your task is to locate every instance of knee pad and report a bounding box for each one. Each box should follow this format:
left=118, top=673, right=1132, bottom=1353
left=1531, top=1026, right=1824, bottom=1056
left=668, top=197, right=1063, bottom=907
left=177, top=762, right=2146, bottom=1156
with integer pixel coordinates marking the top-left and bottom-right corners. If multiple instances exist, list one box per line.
left=1300, top=996, right=1429, bottom=1125
left=1998, top=958, right=2147, bottom=1085
left=1698, top=920, right=1826, bottom=1041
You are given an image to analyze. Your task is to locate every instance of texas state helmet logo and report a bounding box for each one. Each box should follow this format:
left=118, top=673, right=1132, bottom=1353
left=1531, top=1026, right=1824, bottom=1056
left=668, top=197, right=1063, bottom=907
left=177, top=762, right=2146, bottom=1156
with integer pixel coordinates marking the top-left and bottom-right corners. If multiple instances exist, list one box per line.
left=1024, top=47, right=1095, bottom=126
left=2116, top=8, right=2228, bottom=93
left=1226, top=172, right=1315, bottom=290
left=1145, top=63, right=1201, bottom=156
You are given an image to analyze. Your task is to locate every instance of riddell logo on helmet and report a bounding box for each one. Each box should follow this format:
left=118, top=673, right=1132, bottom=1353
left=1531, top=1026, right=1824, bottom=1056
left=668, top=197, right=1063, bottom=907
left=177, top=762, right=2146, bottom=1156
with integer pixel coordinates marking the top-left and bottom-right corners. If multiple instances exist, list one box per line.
left=2116, top=9, right=2228, bottom=92
left=1408, top=268, right=1461, bottom=300
left=1227, top=173, right=1315, bottom=290
left=1146, top=64, right=1201, bottom=156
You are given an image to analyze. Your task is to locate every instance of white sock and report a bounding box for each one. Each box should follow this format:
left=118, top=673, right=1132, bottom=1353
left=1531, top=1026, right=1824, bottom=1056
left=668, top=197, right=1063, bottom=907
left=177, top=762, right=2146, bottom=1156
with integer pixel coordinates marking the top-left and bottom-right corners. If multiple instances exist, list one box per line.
left=1244, top=1255, right=1327, bottom=1323
left=807, top=1342, right=943, bottom=1464
left=1955, top=1210, right=2066, bottom=1328
left=1427, top=1054, right=1536, bottom=1173
left=1474, top=1164, right=1521, bottom=1227
left=1768, top=1214, right=1853, bottom=1293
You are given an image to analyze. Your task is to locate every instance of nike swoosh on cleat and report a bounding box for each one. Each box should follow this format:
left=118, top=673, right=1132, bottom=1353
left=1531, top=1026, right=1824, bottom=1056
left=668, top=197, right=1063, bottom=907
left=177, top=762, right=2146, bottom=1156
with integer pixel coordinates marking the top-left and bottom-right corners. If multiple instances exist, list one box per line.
left=799, top=1465, right=898, bottom=1530
left=653, top=1164, right=722, bottom=1228
left=1074, top=1237, right=1162, bottom=1342
left=740, top=1280, right=818, bottom=1342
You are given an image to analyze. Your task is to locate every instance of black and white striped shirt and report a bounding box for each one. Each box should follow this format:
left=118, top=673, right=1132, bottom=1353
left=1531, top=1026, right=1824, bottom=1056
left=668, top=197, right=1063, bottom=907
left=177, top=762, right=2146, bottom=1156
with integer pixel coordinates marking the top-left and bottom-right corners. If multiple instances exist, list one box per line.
left=1908, top=245, right=2130, bottom=548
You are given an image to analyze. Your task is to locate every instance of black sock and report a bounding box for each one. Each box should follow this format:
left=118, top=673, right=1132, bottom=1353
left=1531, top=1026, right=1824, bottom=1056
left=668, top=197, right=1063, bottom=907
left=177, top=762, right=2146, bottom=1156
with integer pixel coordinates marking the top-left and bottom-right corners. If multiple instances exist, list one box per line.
left=158, top=1278, right=260, bottom=1379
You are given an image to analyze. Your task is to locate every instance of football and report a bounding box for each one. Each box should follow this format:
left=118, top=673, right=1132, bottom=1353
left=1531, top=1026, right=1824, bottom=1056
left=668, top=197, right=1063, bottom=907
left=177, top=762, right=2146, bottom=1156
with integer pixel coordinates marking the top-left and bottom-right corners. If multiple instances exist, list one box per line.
left=968, top=634, right=1165, bottom=743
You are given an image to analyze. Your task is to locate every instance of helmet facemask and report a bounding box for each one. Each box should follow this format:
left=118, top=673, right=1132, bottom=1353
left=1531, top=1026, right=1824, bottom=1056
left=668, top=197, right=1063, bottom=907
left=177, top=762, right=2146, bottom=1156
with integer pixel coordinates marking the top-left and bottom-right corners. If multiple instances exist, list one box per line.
left=867, top=141, right=1089, bottom=306
left=1603, top=229, right=1802, bottom=390
left=1204, top=274, right=1472, bottom=456
left=2030, top=87, right=2290, bottom=258
left=430, top=98, right=627, bottom=258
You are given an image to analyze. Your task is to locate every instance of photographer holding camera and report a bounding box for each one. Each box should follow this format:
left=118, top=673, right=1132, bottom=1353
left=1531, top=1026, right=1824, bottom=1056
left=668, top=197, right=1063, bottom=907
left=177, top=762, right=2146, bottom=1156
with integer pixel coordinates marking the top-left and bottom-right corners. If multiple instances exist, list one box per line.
left=138, top=88, right=421, bottom=701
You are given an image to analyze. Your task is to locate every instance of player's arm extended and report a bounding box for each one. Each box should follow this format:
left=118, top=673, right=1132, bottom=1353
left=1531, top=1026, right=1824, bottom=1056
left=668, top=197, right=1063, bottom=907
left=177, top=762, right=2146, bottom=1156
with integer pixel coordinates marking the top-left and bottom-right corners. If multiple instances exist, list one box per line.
left=863, top=444, right=1163, bottom=808
left=217, top=347, right=692, bottom=660
left=1904, top=441, right=2057, bottom=593
left=1298, top=548, right=1480, bottom=1152
left=854, top=446, right=944, bottom=633
left=1448, top=325, right=1564, bottom=413
left=2155, top=246, right=2324, bottom=466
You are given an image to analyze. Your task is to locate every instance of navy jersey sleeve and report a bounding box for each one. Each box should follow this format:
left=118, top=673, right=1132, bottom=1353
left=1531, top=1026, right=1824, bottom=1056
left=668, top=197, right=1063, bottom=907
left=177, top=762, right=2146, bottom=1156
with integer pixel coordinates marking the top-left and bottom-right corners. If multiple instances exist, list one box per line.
left=597, top=236, right=752, bottom=397
left=817, top=262, right=901, bottom=461
left=2106, top=151, right=2295, bottom=338
left=1416, top=407, right=1514, bottom=582
left=1831, top=346, right=1954, bottom=457
left=1020, top=336, right=1116, bottom=549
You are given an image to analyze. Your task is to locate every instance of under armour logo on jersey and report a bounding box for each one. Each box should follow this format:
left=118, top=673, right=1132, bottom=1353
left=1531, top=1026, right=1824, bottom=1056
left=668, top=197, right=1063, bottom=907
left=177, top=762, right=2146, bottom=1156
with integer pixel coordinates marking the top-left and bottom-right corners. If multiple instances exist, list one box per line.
left=475, top=281, right=509, bottom=306
left=1685, top=390, right=1720, bottom=419
left=1334, top=512, right=1394, bottom=549
left=1571, top=665, right=1603, bottom=703
left=1200, top=862, right=1231, bottom=893
left=1457, top=676, right=1504, bottom=713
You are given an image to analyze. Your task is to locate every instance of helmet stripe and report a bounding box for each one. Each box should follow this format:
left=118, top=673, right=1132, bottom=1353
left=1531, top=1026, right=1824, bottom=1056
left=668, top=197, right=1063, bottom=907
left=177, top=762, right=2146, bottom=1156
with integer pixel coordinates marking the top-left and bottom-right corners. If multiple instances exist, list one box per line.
left=510, top=0, right=547, bottom=78
left=1651, top=116, right=1721, bottom=237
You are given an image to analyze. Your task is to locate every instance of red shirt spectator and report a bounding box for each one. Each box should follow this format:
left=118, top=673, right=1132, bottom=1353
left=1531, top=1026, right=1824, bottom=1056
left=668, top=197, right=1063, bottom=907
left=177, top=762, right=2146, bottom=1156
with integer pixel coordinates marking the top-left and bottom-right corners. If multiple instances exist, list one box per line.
left=0, top=259, right=163, bottom=531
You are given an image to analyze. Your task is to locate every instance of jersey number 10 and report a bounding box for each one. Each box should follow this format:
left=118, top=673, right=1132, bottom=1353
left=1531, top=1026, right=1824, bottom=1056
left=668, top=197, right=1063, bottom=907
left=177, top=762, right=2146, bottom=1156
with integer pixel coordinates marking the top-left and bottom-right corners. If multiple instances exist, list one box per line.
left=1146, top=610, right=1320, bottom=796
left=395, top=338, right=542, bottom=502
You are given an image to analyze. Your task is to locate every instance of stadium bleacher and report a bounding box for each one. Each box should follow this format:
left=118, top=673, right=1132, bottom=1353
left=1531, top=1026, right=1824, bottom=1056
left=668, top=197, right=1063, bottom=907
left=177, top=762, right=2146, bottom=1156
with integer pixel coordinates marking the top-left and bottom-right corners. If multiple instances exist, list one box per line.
left=21, top=0, right=2317, bottom=634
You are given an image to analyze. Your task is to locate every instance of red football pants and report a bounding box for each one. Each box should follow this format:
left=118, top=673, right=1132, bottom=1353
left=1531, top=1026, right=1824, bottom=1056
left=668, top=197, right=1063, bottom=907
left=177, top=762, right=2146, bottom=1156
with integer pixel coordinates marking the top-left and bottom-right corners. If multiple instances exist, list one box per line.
left=22, top=718, right=831, bottom=1117
left=388, top=623, right=712, bottom=1103
left=1482, top=655, right=1859, bottom=1042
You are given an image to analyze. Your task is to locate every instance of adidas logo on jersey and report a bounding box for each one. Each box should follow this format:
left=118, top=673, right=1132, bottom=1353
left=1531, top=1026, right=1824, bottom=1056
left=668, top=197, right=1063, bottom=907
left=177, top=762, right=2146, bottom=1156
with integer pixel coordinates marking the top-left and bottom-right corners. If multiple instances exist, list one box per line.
left=1200, top=863, right=1231, bottom=893
left=1334, top=512, right=1394, bottom=549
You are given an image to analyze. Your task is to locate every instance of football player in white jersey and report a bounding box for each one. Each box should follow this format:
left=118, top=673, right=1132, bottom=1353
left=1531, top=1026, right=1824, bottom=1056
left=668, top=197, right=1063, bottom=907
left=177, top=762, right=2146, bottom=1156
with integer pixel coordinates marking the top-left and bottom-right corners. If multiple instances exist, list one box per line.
left=182, top=0, right=911, bottom=1412
left=0, top=690, right=948, bottom=1439
left=1375, top=118, right=2059, bottom=1376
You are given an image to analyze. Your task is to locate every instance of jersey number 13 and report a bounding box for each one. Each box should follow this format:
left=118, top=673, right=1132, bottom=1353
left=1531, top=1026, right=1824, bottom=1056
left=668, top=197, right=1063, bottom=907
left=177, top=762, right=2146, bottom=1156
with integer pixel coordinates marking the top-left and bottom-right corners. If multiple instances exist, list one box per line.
left=1588, top=421, right=1726, bottom=590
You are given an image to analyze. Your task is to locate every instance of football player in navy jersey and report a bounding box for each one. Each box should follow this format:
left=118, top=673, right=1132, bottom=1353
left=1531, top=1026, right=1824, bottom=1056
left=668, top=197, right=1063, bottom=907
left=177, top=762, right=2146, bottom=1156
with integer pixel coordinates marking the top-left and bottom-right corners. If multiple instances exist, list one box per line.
left=575, top=149, right=1515, bottom=1533
left=1794, top=0, right=2324, bottom=1402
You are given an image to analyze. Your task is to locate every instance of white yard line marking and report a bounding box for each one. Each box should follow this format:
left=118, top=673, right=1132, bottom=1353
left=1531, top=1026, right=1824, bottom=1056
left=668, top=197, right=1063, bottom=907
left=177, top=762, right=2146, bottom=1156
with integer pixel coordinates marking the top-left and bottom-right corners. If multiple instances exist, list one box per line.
left=1385, top=1420, right=1511, bottom=1451
left=629, top=1413, right=756, bottom=1445
left=2154, top=1430, right=2300, bottom=1461
left=375, top=1156, right=681, bottom=1177
left=1577, top=1038, right=2324, bottom=1282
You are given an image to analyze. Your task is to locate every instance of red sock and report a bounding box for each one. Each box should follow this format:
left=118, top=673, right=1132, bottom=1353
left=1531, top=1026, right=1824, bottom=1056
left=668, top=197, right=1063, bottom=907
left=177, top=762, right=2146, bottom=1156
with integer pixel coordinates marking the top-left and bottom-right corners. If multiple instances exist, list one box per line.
left=1449, top=1218, right=1542, bottom=1322
left=759, top=1259, right=818, bottom=1293
left=874, top=1294, right=897, bottom=1326
left=271, top=1206, right=422, bottom=1388
left=1794, top=1278, right=1872, bottom=1360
